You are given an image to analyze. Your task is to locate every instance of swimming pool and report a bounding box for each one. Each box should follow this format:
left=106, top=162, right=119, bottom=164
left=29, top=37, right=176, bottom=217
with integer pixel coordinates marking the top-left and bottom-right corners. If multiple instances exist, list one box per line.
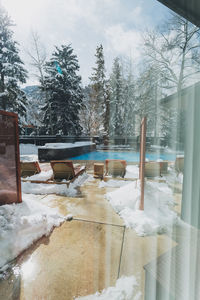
left=69, top=151, right=176, bottom=162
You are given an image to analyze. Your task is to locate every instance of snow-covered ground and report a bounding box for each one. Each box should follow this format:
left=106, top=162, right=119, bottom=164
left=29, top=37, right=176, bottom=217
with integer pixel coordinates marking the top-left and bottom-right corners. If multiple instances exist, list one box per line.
left=106, top=180, right=178, bottom=236
left=22, top=173, right=91, bottom=197
left=0, top=194, right=71, bottom=272
left=125, top=165, right=139, bottom=178
left=99, top=165, right=139, bottom=188
left=99, top=179, right=132, bottom=188
left=75, top=276, right=141, bottom=300
left=20, top=154, right=38, bottom=162
left=162, top=165, right=183, bottom=185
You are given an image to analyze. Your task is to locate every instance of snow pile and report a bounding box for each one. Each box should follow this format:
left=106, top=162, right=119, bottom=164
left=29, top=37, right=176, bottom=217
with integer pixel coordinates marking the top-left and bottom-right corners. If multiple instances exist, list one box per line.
left=125, top=165, right=139, bottom=179
left=99, top=165, right=139, bottom=188
left=106, top=180, right=177, bottom=236
left=75, top=276, right=141, bottom=300
left=176, top=173, right=183, bottom=184
left=20, top=154, right=38, bottom=162
left=0, top=194, right=69, bottom=270
left=99, top=180, right=132, bottom=188
left=25, top=170, right=53, bottom=181
left=156, top=159, right=163, bottom=162
left=40, top=142, right=95, bottom=149
left=164, top=166, right=183, bottom=185
left=22, top=173, right=90, bottom=197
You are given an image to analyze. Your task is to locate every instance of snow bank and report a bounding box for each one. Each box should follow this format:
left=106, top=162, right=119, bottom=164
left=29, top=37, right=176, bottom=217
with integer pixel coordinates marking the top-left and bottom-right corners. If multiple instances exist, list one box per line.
left=164, top=166, right=183, bottom=185
left=99, top=165, right=139, bottom=188
left=125, top=165, right=139, bottom=179
left=25, top=170, right=53, bottom=181
left=22, top=173, right=90, bottom=197
left=20, top=154, right=38, bottom=162
left=75, top=276, right=141, bottom=300
left=99, top=180, right=132, bottom=188
left=0, top=194, right=70, bottom=270
left=40, top=142, right=95, bottom=149
left=106, top=180, right=177, bottom=236
left=176, top=173, right=183, bottom=184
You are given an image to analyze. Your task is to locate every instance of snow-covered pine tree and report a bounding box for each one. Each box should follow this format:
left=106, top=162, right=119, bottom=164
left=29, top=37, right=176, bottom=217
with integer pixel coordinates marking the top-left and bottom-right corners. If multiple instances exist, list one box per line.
left=0, top=5, right=28, bottom=128
left=135, top=64, right=159, bottom=137
left=160, top=107, right=177, bottom=147
left=79, top=84, right=94, bottom=135
left=42, top=45, right=83, bottom=135
left=109, top=57, right=124, bottom=137
left=104, top=81, right=111, bottom=138
left=90, top=44, right=106, bottom=135
left=23, top=85, right=44, bottom=133
left=121, top=57, right=136, bottom=139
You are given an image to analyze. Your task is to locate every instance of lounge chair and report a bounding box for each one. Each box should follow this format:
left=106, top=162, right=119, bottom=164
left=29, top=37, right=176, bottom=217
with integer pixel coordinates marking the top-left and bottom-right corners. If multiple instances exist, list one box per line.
left=175, top=156, right=184, bottom=173
left=144, top=162, right=161, bottom=178
left=160, top=161, right=168, bottom=175
left=144, top=161, right=169, bottom=178
left=50, top=160, right=86, bottom=181
left=20, top=161, right=41, bottom=177
left=105, top=159, right=126, bottom=178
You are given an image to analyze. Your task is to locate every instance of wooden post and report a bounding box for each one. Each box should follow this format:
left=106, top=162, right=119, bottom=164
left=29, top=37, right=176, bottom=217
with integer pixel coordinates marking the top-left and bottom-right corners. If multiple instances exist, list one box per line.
left=139, top=117, right=147, bottom=210
left=0, top=110, right=22, bottom=205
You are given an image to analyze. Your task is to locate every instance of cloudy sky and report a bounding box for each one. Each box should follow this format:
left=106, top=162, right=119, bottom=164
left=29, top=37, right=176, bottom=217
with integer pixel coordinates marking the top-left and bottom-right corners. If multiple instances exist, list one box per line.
left=1, top=0, right=171, bottom=86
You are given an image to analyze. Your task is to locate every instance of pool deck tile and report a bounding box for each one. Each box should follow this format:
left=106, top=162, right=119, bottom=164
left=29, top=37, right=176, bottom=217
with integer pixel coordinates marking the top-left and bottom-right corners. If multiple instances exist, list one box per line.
left=119, top=229, right=177, bottom=299
left=0, top=177, right=177, bottom=300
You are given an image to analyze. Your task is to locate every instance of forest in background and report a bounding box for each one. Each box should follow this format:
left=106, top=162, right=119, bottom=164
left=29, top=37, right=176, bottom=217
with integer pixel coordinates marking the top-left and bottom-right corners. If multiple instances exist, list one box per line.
left=1, top=4, right=200, bottom=147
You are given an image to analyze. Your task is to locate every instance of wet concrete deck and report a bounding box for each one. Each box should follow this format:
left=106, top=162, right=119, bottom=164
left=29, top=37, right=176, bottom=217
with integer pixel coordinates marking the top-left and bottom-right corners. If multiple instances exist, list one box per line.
left=0, top=178, right=177, bottom=300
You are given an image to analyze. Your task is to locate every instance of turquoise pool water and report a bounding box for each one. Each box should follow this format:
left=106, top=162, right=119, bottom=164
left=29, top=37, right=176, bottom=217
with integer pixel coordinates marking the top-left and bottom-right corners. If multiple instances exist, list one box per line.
left=70, top=151, right=176, bottom=162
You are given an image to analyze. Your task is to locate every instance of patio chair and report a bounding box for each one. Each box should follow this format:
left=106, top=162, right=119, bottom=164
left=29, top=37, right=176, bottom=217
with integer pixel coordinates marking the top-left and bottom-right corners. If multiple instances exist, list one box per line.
left=105, top=159, right=126, bottom=178
left=144, top=162, right=162, bottom=178
left=175, top=156, right=184, bottom=174
left=20, top=161, right=41, bottom=177
left=160, top=161, right=168, bottom=175
left=50, top=160, right=86, bottom=181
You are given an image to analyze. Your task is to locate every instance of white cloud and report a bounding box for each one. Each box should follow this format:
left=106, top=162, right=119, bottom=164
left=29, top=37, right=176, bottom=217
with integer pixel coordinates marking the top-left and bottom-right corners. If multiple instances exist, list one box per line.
left=130, top=5, right=142, bottom=19
left=105, top=24, right=142, bottom=59
left=0, top=0, right=168, bottom=85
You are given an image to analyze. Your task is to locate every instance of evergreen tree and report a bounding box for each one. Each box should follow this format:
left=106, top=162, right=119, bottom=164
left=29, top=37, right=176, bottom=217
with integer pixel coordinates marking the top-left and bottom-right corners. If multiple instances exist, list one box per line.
left=104, top=81, right=111, bottom=138
left=109, top=57, right=124, bottom=136
left=134, top=64, right=161, bottom=138
left=160, top=107, right=177, bottom=147
left=42, top=45, right=83, bottom=135
left=90, top=44, right=106, bottom=135
left=0, top=5, right=28, bottom=126
left=122, top=58, right=136, bottom=138
left=23, top=85, right=44, bottom=132
left=79, top=84, right=94, bottom=135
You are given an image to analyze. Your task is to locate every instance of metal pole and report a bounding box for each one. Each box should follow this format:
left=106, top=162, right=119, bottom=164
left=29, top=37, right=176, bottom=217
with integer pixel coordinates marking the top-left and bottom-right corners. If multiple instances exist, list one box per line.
left=139, top=116, right=147, bottom=210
